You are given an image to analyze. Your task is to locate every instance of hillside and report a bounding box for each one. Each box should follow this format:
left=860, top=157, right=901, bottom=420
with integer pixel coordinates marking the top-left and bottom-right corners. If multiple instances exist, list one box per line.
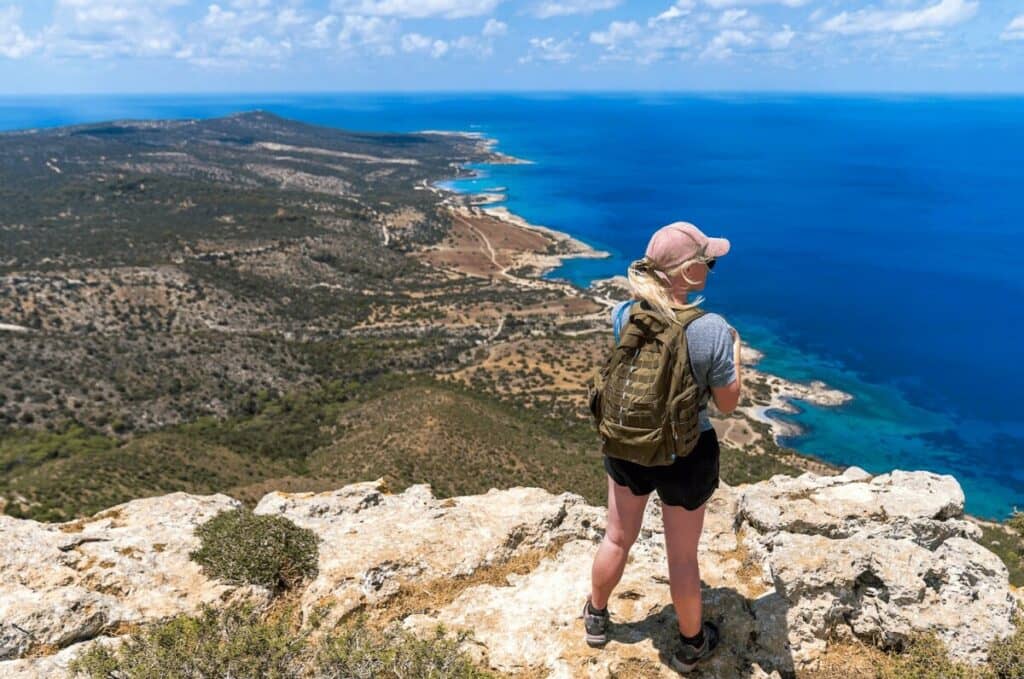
left=1, top=110, right=823, bottom=525
left=0, top=373, right=803, bottom=522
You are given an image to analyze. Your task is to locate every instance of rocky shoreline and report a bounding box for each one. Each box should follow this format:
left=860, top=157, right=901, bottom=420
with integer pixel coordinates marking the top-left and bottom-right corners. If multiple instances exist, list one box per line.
left=432, top=134, right=854, bottom=468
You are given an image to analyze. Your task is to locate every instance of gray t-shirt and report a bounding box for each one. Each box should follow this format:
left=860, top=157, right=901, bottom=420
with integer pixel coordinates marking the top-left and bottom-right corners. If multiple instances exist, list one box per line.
left=612, top=300, right=737, bottom=432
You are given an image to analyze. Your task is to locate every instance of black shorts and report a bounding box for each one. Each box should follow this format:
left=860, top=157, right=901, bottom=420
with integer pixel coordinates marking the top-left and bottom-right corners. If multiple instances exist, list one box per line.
left=603, top=428, right=720, bottom=510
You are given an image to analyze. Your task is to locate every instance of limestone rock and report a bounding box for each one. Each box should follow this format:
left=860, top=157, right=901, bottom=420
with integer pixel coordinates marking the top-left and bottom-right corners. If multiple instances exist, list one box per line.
left=0, top=492, right=270, bottom=667
left=738, top=469, right=980, bottom=546
left=738, top=470, right=1012, bottom=669
left=0, top=468, right=1015, bottom=678
left=252, top=478, right=604, bottom=630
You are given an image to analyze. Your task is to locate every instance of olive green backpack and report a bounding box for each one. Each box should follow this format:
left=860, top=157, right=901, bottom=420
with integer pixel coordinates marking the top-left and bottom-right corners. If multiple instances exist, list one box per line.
left=586, top=300, right=705, bottom=466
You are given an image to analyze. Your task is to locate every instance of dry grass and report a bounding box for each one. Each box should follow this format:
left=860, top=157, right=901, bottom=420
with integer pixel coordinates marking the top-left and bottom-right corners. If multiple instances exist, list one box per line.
left=800, top=636, right=889, bottom=679
left=58, top=507, right=124, bottom=534
left=718, top=527, right=771, bottom=597
left=361, top=534, right=576, bottom=632
left=607, top=656, right=666, bottom=678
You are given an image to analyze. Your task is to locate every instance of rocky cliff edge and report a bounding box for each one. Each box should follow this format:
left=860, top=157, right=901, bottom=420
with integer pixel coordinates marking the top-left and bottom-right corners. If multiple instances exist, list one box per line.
left=1, top=467, right=1017, bottom=678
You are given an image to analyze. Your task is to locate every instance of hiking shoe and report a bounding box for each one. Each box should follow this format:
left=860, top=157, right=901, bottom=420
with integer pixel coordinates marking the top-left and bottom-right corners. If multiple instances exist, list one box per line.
left=582, top=596, right=610, bottom=647
left=670, top=621, right=720, bottom=674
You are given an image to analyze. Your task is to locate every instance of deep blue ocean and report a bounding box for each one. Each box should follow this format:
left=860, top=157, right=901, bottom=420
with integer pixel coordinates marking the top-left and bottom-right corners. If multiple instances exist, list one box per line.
left=1, top=92, right=1021, bottom=519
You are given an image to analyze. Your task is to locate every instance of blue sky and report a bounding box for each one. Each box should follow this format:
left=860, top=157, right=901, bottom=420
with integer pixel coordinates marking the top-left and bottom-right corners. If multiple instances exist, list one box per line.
left=0, top=0, right=1022, bottom=93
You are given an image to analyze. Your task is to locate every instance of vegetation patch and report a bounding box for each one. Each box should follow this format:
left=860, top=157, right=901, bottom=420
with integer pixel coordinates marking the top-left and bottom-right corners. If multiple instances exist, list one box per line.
left=803, top=611, right=1024, bottom=679
left=68, top=600, right=494, bottom=679
left=975, top=518, right=1024, bottom=588
left=366, top=534, right=575, bottom=631
left=314, top=610, right=494, bottom=679
left=190, top=507, right=319, bottom=593
left=719, top=443, right=803, bottom=486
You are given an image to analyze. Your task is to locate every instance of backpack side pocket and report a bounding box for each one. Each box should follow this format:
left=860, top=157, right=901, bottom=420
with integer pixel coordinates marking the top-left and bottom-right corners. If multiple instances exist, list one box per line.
left=587, top=368, right=604, bottom=424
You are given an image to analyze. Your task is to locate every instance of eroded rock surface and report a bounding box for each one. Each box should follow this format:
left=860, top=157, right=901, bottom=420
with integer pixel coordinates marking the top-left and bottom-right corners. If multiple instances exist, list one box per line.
left=0, top=492, right=269, bottom=675
left=1, top=468, right=1015, bottom=678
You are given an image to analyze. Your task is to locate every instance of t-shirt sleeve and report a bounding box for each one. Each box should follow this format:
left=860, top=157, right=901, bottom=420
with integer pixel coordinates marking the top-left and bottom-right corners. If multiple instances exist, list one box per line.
left=707, top=316, right=737, bottom=388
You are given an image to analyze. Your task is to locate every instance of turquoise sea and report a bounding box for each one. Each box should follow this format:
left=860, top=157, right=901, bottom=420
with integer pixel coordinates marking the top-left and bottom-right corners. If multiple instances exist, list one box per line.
left=1, top=93, right=1021, bottom=519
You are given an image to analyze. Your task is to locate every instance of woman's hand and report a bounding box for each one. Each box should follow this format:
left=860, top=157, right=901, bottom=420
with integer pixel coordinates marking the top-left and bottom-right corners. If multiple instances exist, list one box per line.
left=729, top=326, right=740, bottom=346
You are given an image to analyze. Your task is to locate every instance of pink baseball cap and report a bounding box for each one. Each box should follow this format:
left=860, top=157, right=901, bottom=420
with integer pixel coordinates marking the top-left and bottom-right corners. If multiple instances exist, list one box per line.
left=644, top=221, right=730, bottom=278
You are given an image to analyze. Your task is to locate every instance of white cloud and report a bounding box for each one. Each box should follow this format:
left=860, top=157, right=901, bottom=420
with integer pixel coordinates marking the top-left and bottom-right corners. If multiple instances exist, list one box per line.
left=821, top=0, right=978, bottom=35
left=718, top=9, right=760, bottom=29
left=330, top=0, right=502, bottom=19
left=1001, top=14, right=1024, bottom=41
left=482, top=18, right=507, bottom=36
left=337, top=14, right=398, bottom=54
left=703, top=0, right=808, bottom=7
left=518, top=36, right=574, bottom=62
left=219, top=34, right=291, bottom=60
left=274, top=8, right=308, bottom=35
left=0, top=5, right=41, bottom=58
left=231, top=0, right=273, bottom=9
left=174, top=1, right=320, bottom=67
left=767, top=23, right=795, bottom=48
left=590, top=20, right=640, bottom=49
left=651, top=0, right=695, bottom=24
left=430, top=39, right=449, bottom=57
left=45, top=0, right=187, bottom=59
left=591, top=10, right=698, bottom=63
left=307, top=15, right=338, bottom=48
left=200, top=4, right=269, bottom=35
left=700, top=28, right=753, bottom=59
left=400, top=24, right=499, bottom=59
left=401, top=32, right=432, bottom=51
left=401, top=34, right=450, bottom=58
left=529, top=0, right=620, bottom=19
left=451, top=34, right=493, bottom=56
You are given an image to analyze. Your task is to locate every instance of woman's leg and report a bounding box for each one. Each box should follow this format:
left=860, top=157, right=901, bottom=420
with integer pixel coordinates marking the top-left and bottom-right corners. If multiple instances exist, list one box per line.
left=590, top=474, right=650, bottom=610
left=662, top=501, right=707, bottom=637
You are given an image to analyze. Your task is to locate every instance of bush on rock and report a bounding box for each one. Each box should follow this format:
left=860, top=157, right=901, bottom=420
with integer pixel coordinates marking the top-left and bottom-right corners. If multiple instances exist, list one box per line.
left=189, top=507, right=319, bottom=593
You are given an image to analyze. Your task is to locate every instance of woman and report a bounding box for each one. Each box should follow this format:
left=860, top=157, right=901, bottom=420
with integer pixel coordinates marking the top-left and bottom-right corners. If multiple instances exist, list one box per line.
left=582, top=221, right=742, bottom=674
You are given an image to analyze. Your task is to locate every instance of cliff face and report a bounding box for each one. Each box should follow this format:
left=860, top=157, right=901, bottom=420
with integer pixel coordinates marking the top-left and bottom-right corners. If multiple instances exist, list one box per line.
left=1, top=467, right=1016, bottom=678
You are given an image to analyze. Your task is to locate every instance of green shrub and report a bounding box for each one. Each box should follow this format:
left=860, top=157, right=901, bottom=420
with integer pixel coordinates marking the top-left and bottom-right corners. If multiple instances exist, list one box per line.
left=68, top=603, right=495, bottom=679
left=69, top=601, right=306, bottom=679
left=874, top=632, right=980, bottom=679
left=988, top=611, right=1024, bottom=679
left=315, top=611, right=494, bottom=679
left=1007, top=511, right=1024, bottom=538
left=719, top=444, right=802, bottom=486
left=976, top=523, right=1024, bottom=587
left=190, top=508, right=319, bottom=593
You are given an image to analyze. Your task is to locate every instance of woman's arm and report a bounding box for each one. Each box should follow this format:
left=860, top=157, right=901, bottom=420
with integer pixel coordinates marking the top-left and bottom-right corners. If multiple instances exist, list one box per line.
left=710, top=327, right=742, bottom=413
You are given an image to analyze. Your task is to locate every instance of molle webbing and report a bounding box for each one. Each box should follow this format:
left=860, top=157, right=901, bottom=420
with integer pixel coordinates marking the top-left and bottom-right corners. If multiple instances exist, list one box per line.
left=588, top=301, right=707, bottom=467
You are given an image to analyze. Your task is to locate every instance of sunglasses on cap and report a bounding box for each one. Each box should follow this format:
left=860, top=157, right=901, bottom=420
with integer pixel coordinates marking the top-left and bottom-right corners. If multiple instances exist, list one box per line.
left=704, top=257, right=716, bottom=271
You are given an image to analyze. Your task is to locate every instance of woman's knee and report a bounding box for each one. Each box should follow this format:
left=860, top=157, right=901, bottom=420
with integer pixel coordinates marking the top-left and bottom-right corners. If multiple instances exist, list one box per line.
left=603, top=526, right=638, bottom=551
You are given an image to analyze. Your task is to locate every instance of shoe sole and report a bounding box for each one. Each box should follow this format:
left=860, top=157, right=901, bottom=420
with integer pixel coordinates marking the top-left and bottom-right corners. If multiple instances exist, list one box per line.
left=669, top=657, right=698, bottom=673
left=584, top=633, right=608, bottom=647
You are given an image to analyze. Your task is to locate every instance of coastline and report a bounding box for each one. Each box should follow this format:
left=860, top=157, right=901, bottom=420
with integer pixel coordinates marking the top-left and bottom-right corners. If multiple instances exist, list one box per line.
left=427, top=131, right=856, bottom=475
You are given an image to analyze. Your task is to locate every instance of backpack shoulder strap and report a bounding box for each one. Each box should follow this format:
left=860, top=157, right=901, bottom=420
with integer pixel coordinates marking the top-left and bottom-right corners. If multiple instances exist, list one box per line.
left=612, top=299, right=637, bottom=345
left=674, top=305, right=707, bottom=329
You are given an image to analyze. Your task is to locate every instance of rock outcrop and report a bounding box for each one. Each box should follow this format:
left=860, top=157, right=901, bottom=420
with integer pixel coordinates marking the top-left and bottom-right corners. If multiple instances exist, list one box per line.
left=1, top=467, right=1016, bottom=678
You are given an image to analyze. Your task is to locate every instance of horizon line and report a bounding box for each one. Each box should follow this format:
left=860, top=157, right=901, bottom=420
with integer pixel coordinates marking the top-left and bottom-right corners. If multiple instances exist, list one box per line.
left=2, top=88, right=1024, bottom=98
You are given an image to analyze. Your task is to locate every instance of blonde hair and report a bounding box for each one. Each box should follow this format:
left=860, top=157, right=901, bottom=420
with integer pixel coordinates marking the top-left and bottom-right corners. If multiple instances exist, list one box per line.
left=626, top=256, right=705, bottom=325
